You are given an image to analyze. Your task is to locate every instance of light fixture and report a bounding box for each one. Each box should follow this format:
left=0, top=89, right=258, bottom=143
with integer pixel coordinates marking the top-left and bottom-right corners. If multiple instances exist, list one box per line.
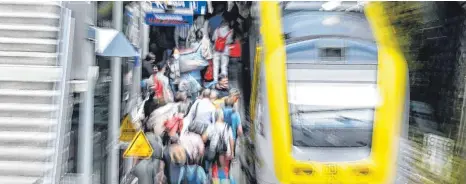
left=321, top=1, right=341, bottom=11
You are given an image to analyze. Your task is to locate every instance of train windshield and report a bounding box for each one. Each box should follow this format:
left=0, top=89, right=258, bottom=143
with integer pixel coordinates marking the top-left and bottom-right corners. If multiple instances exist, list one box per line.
left=283, top=3, right=378, bottom=151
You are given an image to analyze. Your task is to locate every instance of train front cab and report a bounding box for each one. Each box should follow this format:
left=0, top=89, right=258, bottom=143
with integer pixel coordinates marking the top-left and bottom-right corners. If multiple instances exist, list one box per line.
left=250, top=2, right=409, bottom=184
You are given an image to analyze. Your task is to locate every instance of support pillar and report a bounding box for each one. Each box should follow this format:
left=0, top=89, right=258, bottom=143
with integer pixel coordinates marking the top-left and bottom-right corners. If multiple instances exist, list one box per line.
left=77, top=66, right=99, bottom=184
left=107, top=1, right=123, bottom=184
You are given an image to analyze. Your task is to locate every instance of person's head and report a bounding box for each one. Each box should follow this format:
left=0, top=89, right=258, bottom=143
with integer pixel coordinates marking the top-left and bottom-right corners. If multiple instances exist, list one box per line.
left=217, top=74, right=229, bottom=89
left=195, top=29, right=203, bottom=40
left=155, top=62, right=166, bottom=73
left=175, top=91, right=187, bottom=103
left=224, top=97, right=235, bottom=108
left=177, top=104, right=187, bottom=117
left=145, top=52, right=156, bottom=63
left=194, top=15, right=205, bottom=27
left=201, top=88, right=211, bottom=99
left=169, top=144, right=187, bottom=165
left=221, top=15, right=229, bottom=26
left=229, top=88, right=240, bottom=102
left=170, top=135, right=180, bottom=144
left=149, top=43, right=158, bottom=55
left=210, top=90, right=218, bottom=101
left=215, top=109, right=224, bottom=122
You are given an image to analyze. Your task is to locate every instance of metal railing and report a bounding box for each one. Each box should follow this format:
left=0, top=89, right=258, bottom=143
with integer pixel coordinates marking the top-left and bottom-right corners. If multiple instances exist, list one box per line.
left=45, top=4, right=75, bottom=184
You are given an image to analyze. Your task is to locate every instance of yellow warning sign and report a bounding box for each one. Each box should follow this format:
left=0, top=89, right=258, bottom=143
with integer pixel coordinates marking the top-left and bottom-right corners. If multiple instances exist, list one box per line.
left=119, top=115, right=137, bottom=142
left=123, top=130, right=153, bottom=159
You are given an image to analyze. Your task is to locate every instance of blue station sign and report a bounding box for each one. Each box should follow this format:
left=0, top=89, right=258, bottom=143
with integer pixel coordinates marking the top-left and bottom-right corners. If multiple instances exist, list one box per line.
left=151, top=1, right=208, bottom=15
left=145, top=12, right=194, bottom=27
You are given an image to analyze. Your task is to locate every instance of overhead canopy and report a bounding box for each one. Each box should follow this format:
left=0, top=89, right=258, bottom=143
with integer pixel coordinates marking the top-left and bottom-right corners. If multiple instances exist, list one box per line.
left=92, top=27, right=139, bottom=57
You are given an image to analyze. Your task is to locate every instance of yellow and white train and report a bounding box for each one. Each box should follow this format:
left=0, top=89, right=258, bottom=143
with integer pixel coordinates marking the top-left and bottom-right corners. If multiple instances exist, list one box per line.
left=247, top=1, right=409, bottom=184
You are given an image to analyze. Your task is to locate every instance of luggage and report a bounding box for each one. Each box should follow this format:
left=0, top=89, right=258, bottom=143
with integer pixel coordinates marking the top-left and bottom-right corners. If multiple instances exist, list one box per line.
left=204, top=59, right=214, bottom=81
left=179, top=59, right=209, bottom=73
left=229, top=40, right=241, bottom=58
left=214, top=29, right=232, bottom=52
left=178, top=44, right=209, bottom=73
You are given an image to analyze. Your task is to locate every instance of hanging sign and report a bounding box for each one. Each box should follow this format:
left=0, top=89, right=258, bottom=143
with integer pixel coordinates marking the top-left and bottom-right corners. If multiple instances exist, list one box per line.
left=151, top=1, right=208, bottom=15
left=145, top=12, right=193, bottom=26
left=152, top=1, right=191, bottom=10
left=190, top=1, right=207, bottom=15
left=119, top=115, right=137, bottom=142
left=123, top=130, right=153, bottom=159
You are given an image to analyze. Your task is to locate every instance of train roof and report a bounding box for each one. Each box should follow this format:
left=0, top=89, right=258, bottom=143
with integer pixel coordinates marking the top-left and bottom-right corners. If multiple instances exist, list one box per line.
left=281, top=1, right=374, bottom=42
left=281, top=1, right=366, bottom=13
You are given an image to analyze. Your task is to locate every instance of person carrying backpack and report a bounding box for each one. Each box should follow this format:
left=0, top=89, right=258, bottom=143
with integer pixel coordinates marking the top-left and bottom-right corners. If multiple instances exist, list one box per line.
left=184, top=89, right=216, bottom=135
left=130, top=127, right=165, bottom=184
left=163, top=144, right=188, bottom=184
left=212, top=17, right=233, bottom=82
left=163, top=105, right=185, bottom=145
left=178, top=132, right=208, bottom=184
left=202, top=109, right=234, bottom=180
left=222, top=97, right=243, bottom=144
left=148, top=62, right=174, bottom=104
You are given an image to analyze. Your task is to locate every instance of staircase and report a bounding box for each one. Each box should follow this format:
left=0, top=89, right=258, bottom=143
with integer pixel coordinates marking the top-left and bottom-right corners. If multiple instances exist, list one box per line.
left=0, top=1, right=73, bottom=184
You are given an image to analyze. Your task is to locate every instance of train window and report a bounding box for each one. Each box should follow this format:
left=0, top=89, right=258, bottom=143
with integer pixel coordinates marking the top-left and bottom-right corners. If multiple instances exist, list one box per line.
left=286, top=39, right=377, bottom=64
left=318, top=47, right=345, bottom=61
left=288, top=82, right=377, bottom=148
left=282, top=3, right=378, bottom=152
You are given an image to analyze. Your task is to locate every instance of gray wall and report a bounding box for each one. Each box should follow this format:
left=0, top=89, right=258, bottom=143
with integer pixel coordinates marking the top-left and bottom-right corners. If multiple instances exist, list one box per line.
left=66, top=1, right=97, bottom=80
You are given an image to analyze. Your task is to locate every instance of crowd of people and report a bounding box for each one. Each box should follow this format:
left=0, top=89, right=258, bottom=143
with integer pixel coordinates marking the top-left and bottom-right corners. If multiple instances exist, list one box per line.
left=130, top=2, right=251, bottom=184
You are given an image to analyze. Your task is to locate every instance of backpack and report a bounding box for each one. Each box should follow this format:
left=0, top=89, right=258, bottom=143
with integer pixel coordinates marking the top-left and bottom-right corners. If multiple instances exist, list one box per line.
left=206, top=124, right=229, bottom=161
left=216, top=124, right=229, bottom=154
left=214, top=29, right=232, bottom=52
left=164, top=116, right=183, bottom=135
left=153, top=74, right=164, bottom=100
left=229, top=40, right=241, bottom=58
left=204, top=59, right=214, bottom=81
left=179, top=166, right=200, bottom=184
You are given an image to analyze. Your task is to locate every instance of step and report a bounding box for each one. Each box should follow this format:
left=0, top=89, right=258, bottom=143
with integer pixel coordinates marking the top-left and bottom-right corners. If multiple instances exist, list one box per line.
left=0, top=65, right=61, bottom=82
left=0, top=146, right=54, bottom=161
left=0, top=175, right=40, bottom=184
left=0, top=37, right=57, bottom=52
left=0, top=89, right=59, bottom=104
left=0, top=3, right=61, bottom=14
left=0, top=161, right=53, bottom=177
left=0, top=89, right=59, bottom=96
left=0, top=117, right=56, bottom=131
left=0, top=51, right=57, bottom=66
left=0, top=131, right=71, bottom=148
left=0, top=103, right=58, bottom=118
left=0, top=24, right=59, bottom=38
left=0, top=12, right=59, bottom=26
left=0, top=131, right=55, bottom=146
left=0, top=81, right=54, bottom=90
left=0, top=1, right=61, bottom=6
